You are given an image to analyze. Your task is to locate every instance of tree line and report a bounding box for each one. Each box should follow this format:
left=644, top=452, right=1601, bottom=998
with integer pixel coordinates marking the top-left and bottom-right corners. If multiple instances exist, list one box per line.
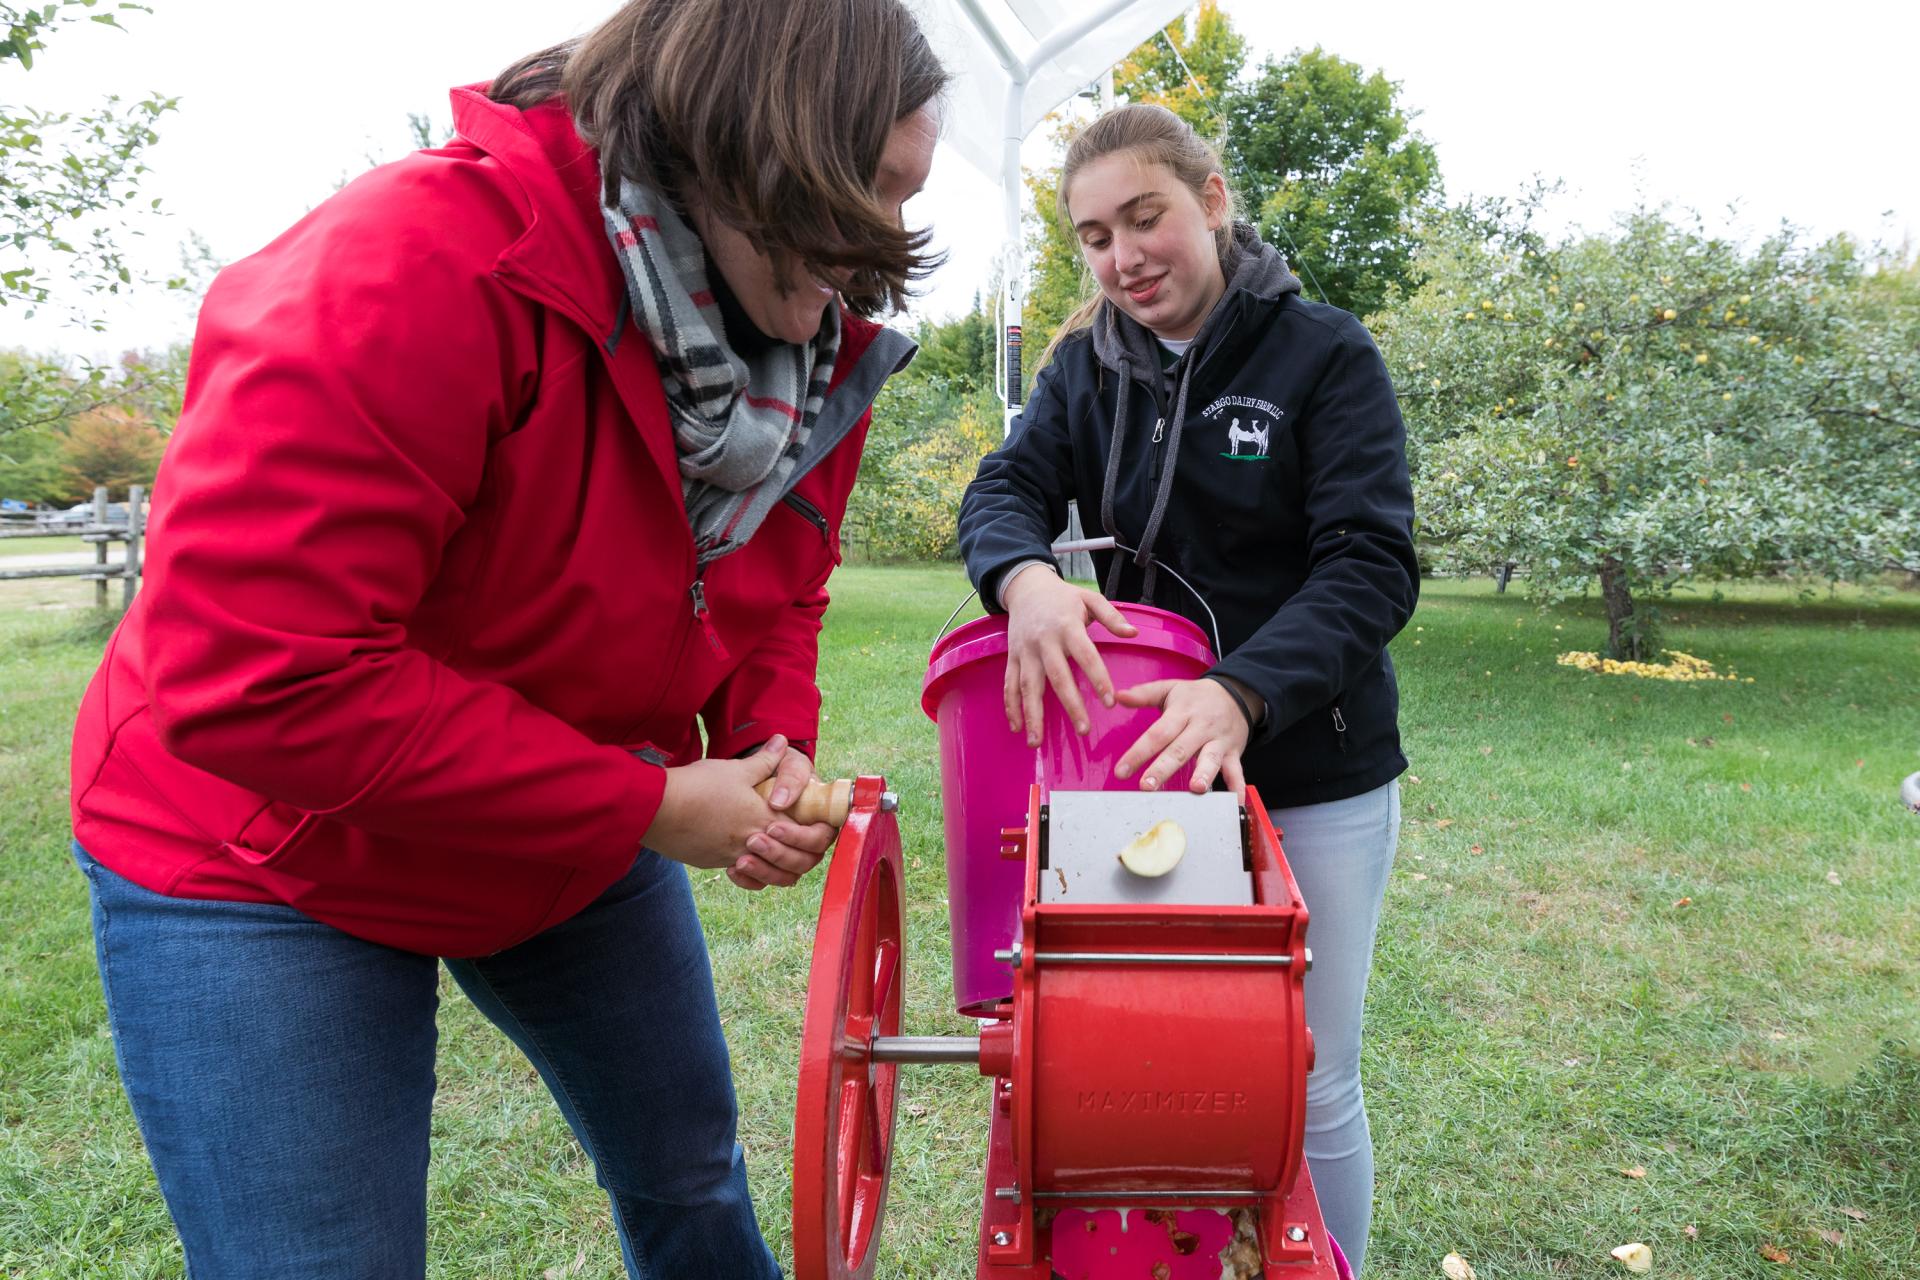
left=866, top=2, right=1916, bottom=657
left=1, top=2, right=184, bottom=508
left=6, top=3, right=1915, bottom=656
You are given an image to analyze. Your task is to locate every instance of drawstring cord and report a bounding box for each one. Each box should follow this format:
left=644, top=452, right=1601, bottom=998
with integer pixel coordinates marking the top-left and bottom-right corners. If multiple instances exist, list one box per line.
left=1135, top=355, right=1196, bottom=602
left=1099, top=332, right=1196, bottom=606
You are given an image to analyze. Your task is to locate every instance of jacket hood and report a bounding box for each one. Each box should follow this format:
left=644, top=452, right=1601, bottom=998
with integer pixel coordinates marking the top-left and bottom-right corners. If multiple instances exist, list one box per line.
left=1089, top=223, right=1302, bottom=379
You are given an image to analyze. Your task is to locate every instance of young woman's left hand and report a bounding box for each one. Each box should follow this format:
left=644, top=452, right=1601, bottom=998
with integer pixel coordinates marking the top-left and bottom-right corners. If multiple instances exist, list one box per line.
left=728, top=745, right=836, bottom=891
left=1114, top=678, right=1256, bottom=798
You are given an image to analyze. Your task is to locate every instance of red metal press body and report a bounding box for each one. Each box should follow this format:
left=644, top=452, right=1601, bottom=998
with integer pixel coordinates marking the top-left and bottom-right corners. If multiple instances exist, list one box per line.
left=792, top=779, right=1346, bottom=1280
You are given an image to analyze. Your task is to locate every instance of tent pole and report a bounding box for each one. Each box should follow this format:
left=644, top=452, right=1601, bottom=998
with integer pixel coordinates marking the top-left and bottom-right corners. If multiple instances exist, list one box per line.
left=949, top=0, right=1146, bottom=435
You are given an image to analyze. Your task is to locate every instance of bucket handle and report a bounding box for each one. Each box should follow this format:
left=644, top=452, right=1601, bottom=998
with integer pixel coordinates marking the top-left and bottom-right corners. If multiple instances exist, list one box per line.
left=934, top=587, right=983, bottom=647
left=934, top=537, right=1224, bottom=659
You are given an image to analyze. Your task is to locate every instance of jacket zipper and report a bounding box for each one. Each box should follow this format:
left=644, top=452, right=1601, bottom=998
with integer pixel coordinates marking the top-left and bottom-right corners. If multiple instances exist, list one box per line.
left=1191, top=310, right=1244, bottom=384
left=1332, top=705, right=1349, bottom=753
left=782, top=491, right=829, bottom=536
left=1140, top=302, right=1249, bottom=476
left=688, top=497, right=831, bottom=687
left=690, top=577, right=730, bottom=661
left=1147, top=416, right=1168, bottom=490
left=1141, top=308, right=1235, bottom=488
left=613, top=543, right=701, bottom=744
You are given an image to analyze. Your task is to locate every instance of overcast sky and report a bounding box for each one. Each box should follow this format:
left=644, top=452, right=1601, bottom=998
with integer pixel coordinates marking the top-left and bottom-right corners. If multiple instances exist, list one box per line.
left=4, top=0, right=1913, bottom=361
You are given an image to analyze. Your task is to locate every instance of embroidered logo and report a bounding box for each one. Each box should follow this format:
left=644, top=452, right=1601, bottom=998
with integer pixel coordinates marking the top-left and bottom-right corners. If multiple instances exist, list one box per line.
left=1224, top=418, right=1270, bottom=458
left=1201, top=394, right=1284, bottom=462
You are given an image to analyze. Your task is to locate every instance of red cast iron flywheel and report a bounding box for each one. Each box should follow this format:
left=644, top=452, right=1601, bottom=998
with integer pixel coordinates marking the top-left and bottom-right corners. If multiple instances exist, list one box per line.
left=792, top=777, right=904, bottom=1280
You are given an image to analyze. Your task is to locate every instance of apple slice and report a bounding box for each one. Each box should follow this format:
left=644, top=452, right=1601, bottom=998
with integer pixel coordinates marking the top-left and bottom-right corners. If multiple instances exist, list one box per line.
left=1116, top=820, right=1186, bottom=877
left=1610, top=1243, right=1652, bottom=1273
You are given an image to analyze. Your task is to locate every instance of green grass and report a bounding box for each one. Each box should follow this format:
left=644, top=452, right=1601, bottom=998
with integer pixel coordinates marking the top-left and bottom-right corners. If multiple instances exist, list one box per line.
left=2, top=568, right=1916, bottom=1278
left=0, top=535, right=85, bottom=558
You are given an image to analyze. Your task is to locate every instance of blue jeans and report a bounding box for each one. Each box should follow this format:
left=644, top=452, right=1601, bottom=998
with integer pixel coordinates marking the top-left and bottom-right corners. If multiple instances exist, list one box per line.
left=1270, top=780, right=1400, bottom=1279
left=73, top=842, right=781, bottom=1280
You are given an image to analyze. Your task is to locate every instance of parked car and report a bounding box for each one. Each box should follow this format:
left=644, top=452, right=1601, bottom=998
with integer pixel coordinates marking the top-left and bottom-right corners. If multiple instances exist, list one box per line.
left=43, top=502, right=130, bottom=528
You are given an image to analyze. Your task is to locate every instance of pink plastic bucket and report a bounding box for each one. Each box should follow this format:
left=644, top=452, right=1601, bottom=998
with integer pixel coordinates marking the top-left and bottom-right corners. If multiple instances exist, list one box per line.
left=920, top=602, right=1215, bottom=1013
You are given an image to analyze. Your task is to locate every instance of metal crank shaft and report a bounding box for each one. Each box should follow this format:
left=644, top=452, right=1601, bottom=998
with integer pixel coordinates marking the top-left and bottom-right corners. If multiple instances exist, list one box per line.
left=866, top=1035, right=981, bottom=1064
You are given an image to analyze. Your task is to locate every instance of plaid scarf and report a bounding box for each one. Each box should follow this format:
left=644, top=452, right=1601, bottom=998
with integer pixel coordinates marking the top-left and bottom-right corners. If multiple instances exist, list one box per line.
left=601, top=173, right=840, bottom=566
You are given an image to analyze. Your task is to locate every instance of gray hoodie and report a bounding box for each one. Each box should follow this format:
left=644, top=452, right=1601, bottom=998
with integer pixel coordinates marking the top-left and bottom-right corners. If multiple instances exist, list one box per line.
left=1087, top=223, right=1304, bottom=599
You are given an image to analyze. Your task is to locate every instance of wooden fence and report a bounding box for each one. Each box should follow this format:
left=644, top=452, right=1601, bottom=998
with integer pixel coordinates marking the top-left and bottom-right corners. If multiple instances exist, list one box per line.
left=0, top=485, right=146, bottom=608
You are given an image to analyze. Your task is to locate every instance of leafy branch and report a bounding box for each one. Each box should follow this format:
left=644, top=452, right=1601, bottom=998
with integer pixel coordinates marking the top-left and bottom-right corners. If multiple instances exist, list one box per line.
left=3, top=1, right=148, bottom=70
left=0, top=1, right=178, bottom=443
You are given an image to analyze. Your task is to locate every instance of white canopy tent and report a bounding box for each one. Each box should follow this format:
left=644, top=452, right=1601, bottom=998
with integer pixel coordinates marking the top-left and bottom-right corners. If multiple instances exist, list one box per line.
left=907, top=0, right=1193, bottom=424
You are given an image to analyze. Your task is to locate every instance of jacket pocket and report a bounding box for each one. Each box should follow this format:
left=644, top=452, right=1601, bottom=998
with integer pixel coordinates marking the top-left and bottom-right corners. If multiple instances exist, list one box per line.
left=222, top=801, right=323, bottom=870
left=782, top=490, right=840, bottom=563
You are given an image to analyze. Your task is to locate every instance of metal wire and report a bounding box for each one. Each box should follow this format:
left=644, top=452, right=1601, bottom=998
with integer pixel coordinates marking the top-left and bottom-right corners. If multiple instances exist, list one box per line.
left=1110, top=540, right=1224, bottom=658
left=1150, top=27, right=1329, bottom=306
left=1268, top=218, right=1328, bottom=304
left=935, top=588, right=983, bottom=647
left=932, top=540, right=1223, bottom=660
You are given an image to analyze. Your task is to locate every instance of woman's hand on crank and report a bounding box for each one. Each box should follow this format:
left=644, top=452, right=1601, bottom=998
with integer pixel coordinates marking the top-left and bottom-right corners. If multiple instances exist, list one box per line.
left=644, top=736, right=834, bottom=890
left=1000, top=568, right=1139, bottom=745
left=733, top=740, right=836, bottom=891
left=1113, top=677, right=1262, bottom=799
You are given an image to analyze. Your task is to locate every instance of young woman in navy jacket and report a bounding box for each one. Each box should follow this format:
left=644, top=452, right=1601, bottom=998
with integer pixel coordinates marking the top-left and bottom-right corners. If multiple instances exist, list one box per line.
left=959, top=103, right=1418, bottom=1276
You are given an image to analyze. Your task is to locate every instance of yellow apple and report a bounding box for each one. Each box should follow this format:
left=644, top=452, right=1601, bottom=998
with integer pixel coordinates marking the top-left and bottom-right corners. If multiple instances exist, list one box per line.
left=1117, top=820, right=1187, bottom=877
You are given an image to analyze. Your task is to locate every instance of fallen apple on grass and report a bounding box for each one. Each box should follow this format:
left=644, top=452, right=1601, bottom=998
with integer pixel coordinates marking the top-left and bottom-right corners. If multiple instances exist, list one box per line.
left=1611, top=1242, right=1653, bottom=1272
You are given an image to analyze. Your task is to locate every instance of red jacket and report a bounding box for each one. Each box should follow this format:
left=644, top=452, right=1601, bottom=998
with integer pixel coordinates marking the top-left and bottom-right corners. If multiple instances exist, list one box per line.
left=69, top=87, right=909, bottom=957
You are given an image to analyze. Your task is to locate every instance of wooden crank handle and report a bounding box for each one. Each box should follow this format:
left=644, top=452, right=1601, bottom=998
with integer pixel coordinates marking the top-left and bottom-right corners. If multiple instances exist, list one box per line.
left=754, top=776, right=853, bottom=828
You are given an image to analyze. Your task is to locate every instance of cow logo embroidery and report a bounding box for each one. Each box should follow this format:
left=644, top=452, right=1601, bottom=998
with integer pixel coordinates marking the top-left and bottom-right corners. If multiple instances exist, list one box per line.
left=1224, top=418, right=1270, bottom=458
left=1201, top=394, right=1285, bottom=462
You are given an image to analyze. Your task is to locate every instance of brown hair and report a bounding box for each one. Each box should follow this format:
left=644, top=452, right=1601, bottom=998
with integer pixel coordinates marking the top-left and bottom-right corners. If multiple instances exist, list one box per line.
left=1040, top=103, right=1237, bottom=368
left=491, top=0, right=947, bottom=317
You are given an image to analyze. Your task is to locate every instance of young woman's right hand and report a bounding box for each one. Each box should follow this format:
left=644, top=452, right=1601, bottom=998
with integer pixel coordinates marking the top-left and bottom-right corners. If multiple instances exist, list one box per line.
left=643, top=737, right=828, bottom=886
left=1001, top=566, right=1139, bottom=746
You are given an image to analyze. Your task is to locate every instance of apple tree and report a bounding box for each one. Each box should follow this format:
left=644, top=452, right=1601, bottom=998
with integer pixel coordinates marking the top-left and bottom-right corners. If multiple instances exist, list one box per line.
left=1021, top=8, right=1441, bottom=382
left=1373, top=200, right=1920, bottom=659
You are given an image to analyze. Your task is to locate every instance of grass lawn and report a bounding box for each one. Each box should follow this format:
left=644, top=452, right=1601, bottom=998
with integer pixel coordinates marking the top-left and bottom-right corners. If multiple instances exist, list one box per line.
left=2, top=567, right=1915, bottom=1278
left=0, top=535, right=86, bottom=558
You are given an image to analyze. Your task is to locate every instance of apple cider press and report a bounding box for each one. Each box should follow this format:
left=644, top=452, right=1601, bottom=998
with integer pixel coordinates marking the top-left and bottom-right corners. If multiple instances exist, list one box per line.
left=787, top=603, right=1351, bottom=1280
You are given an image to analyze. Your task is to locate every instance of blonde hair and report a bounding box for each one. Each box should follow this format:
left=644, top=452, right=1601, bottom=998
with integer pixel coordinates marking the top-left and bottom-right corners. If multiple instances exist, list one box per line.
left=1038, top=103, right=1237, bottom=370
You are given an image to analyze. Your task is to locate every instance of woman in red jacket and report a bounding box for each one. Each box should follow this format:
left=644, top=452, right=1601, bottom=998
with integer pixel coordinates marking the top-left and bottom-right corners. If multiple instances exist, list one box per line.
left=66, top=1, right=940, bottom=1274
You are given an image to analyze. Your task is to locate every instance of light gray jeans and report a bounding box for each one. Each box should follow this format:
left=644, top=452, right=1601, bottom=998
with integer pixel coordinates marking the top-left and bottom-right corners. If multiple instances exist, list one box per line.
left=1269, top=779, right=1401, bottom=1278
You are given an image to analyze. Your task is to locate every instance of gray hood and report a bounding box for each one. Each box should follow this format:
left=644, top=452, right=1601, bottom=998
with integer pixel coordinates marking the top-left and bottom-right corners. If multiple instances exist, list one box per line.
left=1088, top=223, right=1302, bottom=603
